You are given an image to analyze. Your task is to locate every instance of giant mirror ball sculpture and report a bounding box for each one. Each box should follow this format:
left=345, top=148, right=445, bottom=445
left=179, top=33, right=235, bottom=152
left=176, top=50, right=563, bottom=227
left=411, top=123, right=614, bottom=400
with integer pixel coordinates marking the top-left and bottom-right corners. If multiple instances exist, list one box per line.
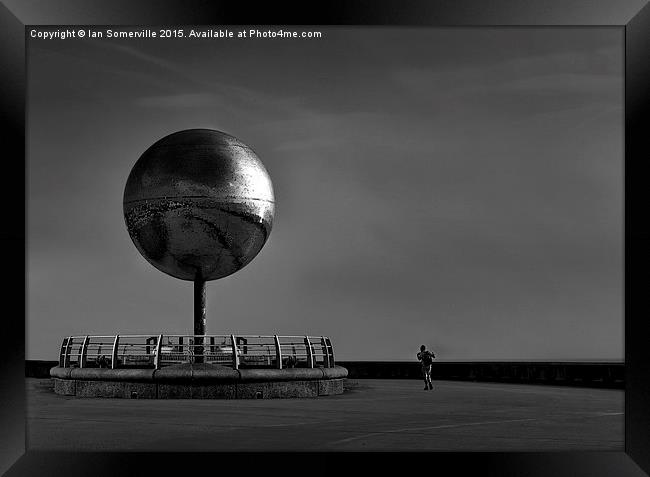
left=123, top=129, right=275, bottom=282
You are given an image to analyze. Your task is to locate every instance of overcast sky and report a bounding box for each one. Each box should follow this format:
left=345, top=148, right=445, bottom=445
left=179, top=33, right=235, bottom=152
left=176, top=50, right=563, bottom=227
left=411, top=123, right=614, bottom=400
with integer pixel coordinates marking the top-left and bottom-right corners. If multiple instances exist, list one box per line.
left=27, top=27, right=623, bottom=361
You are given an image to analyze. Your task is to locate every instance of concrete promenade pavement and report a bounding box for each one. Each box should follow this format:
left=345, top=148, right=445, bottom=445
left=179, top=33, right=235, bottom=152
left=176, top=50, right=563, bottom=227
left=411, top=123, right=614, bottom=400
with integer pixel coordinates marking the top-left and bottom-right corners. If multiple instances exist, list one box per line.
left=26, top=378, right=623, bottom=451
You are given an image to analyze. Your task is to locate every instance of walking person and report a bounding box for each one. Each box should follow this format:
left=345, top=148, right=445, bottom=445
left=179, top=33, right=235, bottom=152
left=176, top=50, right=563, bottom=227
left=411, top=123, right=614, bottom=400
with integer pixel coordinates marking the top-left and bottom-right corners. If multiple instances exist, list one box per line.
left=417, top=345, right=436, bottom=390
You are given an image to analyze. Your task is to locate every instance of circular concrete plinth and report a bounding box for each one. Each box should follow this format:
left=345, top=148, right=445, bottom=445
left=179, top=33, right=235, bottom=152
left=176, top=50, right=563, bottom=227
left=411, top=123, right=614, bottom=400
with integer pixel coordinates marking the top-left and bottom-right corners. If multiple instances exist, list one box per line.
left=50, top=364, right=348, bottom=399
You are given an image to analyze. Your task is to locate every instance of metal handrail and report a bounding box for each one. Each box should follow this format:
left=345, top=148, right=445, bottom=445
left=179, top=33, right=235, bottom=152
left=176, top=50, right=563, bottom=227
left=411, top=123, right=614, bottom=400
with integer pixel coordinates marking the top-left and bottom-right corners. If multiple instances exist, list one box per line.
left=57, top=334, right=336, bottom=370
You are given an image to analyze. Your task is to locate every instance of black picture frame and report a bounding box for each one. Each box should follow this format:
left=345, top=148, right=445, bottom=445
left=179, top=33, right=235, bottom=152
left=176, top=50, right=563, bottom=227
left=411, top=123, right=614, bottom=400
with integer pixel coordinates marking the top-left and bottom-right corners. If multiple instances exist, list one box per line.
left=1, top=1, right=649, bottom=475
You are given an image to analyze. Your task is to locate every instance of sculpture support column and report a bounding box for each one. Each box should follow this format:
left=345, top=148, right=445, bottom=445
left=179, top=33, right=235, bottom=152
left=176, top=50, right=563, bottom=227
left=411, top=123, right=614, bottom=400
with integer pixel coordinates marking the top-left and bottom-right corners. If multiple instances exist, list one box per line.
left=194, top=279, right=206, bottom=363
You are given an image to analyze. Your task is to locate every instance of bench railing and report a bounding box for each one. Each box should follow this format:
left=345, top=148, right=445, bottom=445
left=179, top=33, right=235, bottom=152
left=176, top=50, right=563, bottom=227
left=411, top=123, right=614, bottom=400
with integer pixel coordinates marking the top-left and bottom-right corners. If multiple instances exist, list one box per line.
left=57, top=334, right=337, bottom=370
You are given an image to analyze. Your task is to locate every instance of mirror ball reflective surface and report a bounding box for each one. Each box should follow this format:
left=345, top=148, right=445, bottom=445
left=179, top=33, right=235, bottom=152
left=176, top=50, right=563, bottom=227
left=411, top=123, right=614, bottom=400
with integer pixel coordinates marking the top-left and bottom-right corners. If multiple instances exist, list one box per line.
left=123, top=129, right=275, bottom=281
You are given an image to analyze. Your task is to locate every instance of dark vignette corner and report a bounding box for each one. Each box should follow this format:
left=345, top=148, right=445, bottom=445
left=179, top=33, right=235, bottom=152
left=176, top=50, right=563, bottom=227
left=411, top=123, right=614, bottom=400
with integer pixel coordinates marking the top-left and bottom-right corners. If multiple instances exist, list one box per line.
left=625, top=0, right=650, bottom=474
left=0, top=1, right=26, bottom=476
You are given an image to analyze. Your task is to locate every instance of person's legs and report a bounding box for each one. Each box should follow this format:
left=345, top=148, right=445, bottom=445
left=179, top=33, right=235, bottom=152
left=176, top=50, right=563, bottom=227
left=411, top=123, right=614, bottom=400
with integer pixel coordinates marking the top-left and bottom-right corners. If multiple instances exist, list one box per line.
left=422, top=364, right=433, bottom=389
